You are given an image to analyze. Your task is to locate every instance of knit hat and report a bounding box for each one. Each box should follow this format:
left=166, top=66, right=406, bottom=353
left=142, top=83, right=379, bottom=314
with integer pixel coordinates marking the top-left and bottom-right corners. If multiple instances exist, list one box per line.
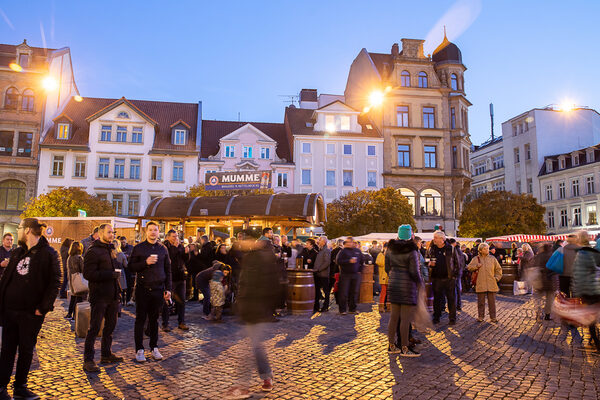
left=212, top=270, right=224, bottom=282
left=397, top=224, right=413, bottom=240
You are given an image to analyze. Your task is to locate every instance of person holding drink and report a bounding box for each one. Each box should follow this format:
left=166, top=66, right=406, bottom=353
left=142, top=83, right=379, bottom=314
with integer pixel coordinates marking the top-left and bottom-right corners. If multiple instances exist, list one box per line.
left=428, top=231, right=461, bottom=325
left=335, top=237, right=363, bottom=315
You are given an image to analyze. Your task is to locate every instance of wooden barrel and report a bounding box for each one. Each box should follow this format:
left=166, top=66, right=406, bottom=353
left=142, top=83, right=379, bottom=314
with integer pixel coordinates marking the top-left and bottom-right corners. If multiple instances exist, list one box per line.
left=425, top=281, right=434, bottom=313
left=286, top=269, right=315, bottom=315
left=499, top=264, right=518, bottom=294
left=359, top=264, right=374, bottom=303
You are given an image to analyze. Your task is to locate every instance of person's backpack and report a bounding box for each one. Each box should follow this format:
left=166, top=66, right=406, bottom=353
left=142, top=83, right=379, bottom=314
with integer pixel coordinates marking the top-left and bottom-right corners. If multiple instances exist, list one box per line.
left=546, top=247, right=564, bottom=274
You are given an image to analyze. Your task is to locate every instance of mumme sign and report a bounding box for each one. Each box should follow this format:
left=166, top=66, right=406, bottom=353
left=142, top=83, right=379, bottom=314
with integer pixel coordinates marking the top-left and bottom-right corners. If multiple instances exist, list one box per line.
left=205, top=171, right=271, bottom=190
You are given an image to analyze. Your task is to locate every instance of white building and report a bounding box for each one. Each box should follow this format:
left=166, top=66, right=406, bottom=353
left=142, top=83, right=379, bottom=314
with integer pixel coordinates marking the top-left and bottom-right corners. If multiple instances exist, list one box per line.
left=469, top=137, right=504, bottom=198
left=198, top=120, right=294, bottom=193
left=38, top=97, right=200, bottom=216
left=502, top=107, right=600, bottom=202
left=285, top=90, right=384, bottom=202
left=539, top=143, right=600, bottom=233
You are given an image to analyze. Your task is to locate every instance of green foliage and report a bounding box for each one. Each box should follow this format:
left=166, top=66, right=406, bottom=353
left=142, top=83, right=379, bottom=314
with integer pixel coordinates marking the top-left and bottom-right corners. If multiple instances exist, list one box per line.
left=21, top=187, right=115, bottom=218
left=458, top=191, right=546, bottom=238
left=323, top=187, right=416, bottom=238
left=184, top=184, right=274, bottom=197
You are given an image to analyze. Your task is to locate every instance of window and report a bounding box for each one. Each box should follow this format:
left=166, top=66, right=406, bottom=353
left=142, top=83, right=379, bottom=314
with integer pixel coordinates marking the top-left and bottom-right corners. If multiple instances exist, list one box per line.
left=51, top=155, right=64, bottom=176
left=343, top=170, right=353, bottom=186
left=339, top=116, right=350, bottom=131
left=493, top=155, right=504, bottom=169
left=132, top=127, right=143, bottom=143
left=326, top=143, right=335, bottom=154
left=558, top=182, right=566, bottom=199
left=560, top=209, right=568, bottom=227
left=546, top=160, right=553, bottom=173
left=150, top=160, right=162, bottom=180
left=525, top=144, right=531, bottom=160
left=100, top=125, right=111, bottom=142
left=493, top=180, right=505, bottom=191
left=367, top=171, right=377, bottom=187
left=452, top=146, right=458, bottom=169
left=343, top=144, right=352, bottom=155
left=420, top=189, right=442, bottom=216
left=172, top=161, right=184, bottom=181
left=399, top=188, right=416, bottom=214
left=516, top=181, right=522, bottom=194
left=325, top=115, right=335, bottom=132
left=117, top=111, right=129, bottom=119
left=588, top=151, right=595, bottom=163
left=525, top=121, right=529, bottom=131
left=0, top=180, right=26, bottom=211
left=545, top=185, right=553, bottom=201
left=367, top=145, right=376, bottom=156
left=74, top=157, right=86, bottom=178
left=397, top=144, right=410, bottom=167
left=128, top=195, right=139, bottom=216
left=424, top=145, right=437, bottom=168
left=130, top=159, right=141, bottom=180
left=474, top=162, right=486, bottom=176
left=173, top=129, right=186, bottom=145
left=527, top=179, right=533, bottom=194
left=57, top=124, right=69, bottom=140
left=573, top=154, right=579, bottom=166
left=450, top=107, right=456, bottom=129
left=98, top=158, right=110, bottom=178
left=21, top=89, right=34, bottom=112
left=559, top=158, right=565, bottom=169
left=418, top=71, right=428, bottom=88
left=397, top=106, right=409, bottom=127
left=225, top=145, right=235, bottom=158
left=514, top=148, right=520, bottom=163
left=16, top=132, right=32, bottom=157
left=114, top=159, right=125, bottom=179
left=0, top=131, right=12, bottom=156
left=547, top=211, right=555, bottom=229
left=450, top=74, right=458, bottom=90
left=587, top=205, right=597, bottom=225
left=587, top=176, right=595, bottom=194
left=326, top=170, right=336, bottom=186
left=260, top=147, right=270, bottom=159
left=277, top=173, right=288, bottom=188
left=572, top=179, right=580, bottom=197
left=112, top=195, right=123, bottom=216
left=513, top=125, right=517, bottom=136
left=422, top=107, right=435, bottom=128
left=4, top=88, right=18, bottom=110
left=401, top=70, right=410, bottom=87
left=301, top=169, right=311, bottom=185
left=302, top=143, right=311, bottom=154
left=18, top=53, right=30, bottom=68
left=242, top=146, right=253, bottom=158
left=116, top=126, right=127, bottom=142
left=573, top=207, right=582, bottom=226
left=518, top=124, right=523, bottom=134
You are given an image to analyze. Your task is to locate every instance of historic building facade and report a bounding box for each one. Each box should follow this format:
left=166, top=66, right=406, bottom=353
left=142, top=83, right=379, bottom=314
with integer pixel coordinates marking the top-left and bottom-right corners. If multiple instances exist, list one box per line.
left=469, top=137, right=504, bottom=198
left=344, top=35, right=472, bottom=235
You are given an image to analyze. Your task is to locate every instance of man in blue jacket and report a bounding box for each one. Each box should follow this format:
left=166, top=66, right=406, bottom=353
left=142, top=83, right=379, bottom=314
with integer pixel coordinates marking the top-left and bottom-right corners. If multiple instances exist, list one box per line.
left=335, top=237, right=363, bottom=315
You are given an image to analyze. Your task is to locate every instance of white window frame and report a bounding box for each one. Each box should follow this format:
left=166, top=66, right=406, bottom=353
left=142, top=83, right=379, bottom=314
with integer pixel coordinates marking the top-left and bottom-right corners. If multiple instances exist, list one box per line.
left=224, top=145, right=235, bottom=158
left=301, top=169, right=311, bottom=185
left=326, top=143, right=336, bottom=154
left=343, top=144, right=353, bottom=155
left=367, top=145, right=376, bottom=156
left=242, top=145, right=253, bottom=159
left=51, top=154, right=64, bottom=177
left=57, top=124, right=69, bottom=140
left=172, top=161, right=184, bottom=182
left=367, top=171, right=377, bottom=187
left=74, top=156, right=86, bottom=178
left=301, top=142, right=311, bottom=154
left=173, top=129, right=187, bottom=145
left=260, top=147, right=270, bottom=159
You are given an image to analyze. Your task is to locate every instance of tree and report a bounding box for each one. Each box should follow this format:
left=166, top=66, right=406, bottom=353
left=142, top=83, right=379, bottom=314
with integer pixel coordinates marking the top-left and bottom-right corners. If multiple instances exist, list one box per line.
left=183, top=184, right=274, bottom=197
left=323, top=187, right=416, bottom=238
left=21, top=187, right=115, bottom=218
left=458, top=191, right=546, bottom=238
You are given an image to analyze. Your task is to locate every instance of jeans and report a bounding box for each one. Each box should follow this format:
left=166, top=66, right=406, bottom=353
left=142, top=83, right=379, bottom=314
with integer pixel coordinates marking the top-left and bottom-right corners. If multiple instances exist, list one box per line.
left=134, top=287, right=164, bottom=351
left=476, top=291, right=497, bottom=320
left=338, top=273, right=361, bottom=313
left=199, top=281, right=211, bottom=316
left=432, top=278, right=457, bottom=321
left=314, top=276, right=331, bottom=312
left=60, top=265, right=69, bottom=297
left=84, top=300, right=119, bottom=361
left=245, top=323, right=272, bottom=380
left=0, top=310, right=44, bottom=388
left=162, top=280, right=186, bottom=326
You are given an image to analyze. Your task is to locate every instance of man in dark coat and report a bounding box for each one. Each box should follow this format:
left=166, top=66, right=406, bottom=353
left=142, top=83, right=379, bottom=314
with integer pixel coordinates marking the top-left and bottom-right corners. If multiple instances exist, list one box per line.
left=313, top=237, right=331, bottom=313
left=161, top=230, right=188, bottom=332
left=198, top=235, right=215, bottom=271
left=0, top=218, right=60, bottom=400
left=81, top=226, right=99, bottom=256
left=300, top=239, right=318, bottom=269
left=0, top=233, right=13, bottom=279
left=428, top=230, right=461, bottom=325
left=335, top=237, right=363, bottom=314
left=83, top=223, right=123, bottom=372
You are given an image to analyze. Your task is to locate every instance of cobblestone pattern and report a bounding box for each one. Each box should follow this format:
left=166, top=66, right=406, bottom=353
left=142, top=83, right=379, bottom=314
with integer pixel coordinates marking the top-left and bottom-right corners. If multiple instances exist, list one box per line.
left=13, top=293, right=600, bottom=399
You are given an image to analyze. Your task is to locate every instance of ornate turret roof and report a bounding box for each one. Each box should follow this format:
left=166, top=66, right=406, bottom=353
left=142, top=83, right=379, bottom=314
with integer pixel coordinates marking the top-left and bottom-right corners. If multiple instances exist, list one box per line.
left=432, top=28, right=462, bottom=65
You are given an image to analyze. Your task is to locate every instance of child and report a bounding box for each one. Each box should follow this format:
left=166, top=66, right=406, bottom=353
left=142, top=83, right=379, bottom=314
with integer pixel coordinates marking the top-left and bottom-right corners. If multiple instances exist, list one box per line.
left=209, top=270, right=225, bottom=322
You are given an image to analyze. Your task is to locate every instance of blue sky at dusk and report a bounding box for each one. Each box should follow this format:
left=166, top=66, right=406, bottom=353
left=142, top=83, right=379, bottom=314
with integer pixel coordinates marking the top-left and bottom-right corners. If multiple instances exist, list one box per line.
left=1, top=0, right=598, bottom=146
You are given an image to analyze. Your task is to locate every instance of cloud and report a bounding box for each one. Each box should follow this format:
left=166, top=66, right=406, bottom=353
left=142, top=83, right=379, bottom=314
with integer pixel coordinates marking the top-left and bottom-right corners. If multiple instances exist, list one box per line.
left=424, top=0, right=482, bottom=55
left=0, top=8, right=14, bottom=30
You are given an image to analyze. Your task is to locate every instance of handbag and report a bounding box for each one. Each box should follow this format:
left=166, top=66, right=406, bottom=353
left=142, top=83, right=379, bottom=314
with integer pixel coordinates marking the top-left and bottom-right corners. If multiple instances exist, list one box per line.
left=71, top=272, right=89, bottom=295
left=546, top=247, right=564, bottom=274
left=470, top=256, right=480, bottom=286
left=513, top=280, right=528, bottom=295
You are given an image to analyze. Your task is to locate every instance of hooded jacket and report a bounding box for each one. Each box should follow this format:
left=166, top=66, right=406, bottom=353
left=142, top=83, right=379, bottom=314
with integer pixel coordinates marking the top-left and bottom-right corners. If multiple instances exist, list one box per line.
left=83, top=239, right=120, bottom=303
left=385, top=240, right=422, bottom=305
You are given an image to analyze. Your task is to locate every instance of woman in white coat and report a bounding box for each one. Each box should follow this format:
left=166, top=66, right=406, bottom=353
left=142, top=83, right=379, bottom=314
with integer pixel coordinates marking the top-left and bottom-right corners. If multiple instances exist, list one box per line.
left=467, top=243, right=503, bottom=323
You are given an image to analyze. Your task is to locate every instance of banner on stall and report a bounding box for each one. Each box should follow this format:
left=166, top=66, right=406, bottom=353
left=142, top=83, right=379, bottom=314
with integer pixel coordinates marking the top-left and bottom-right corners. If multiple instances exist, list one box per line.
left=205, top=171, right=272, bottom=190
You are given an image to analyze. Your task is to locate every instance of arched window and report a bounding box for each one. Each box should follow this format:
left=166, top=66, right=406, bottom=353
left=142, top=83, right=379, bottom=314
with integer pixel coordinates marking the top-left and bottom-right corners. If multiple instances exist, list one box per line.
left=419, top=189, right=442, bottom=216
left=418, top=72, right=428, bottom=88
left=399, top=188, right=416, bottom=214
left=450, top=74, right=458, bottom=91
left=4, top=87, right=19, bottom=110
left=21, top=89, right=34, bottom=112
left=0, top=180, right=26, bottom=212
left=400, top=70, right=410, bottom=87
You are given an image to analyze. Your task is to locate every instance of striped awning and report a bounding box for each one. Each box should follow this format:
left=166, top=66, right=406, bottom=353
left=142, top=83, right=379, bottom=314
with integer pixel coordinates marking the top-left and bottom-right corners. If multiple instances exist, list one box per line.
left=485, top=234, right=570, bottom=243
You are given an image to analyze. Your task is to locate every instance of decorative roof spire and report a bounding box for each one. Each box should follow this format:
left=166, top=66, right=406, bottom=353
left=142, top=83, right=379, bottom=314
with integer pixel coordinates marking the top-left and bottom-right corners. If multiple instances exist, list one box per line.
left=434, top=26, right=451, bottom=55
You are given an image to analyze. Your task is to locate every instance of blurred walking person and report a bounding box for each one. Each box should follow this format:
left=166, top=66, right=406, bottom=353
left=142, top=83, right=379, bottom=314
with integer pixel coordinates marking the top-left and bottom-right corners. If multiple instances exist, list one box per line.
left=531, top=243, right=556, bottom=320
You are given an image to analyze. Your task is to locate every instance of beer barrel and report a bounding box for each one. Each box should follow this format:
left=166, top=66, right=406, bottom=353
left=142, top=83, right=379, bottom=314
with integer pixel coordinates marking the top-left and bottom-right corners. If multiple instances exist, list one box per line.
left=425, top=281, right=434, bottom=313
left=499, top=264, right=518, bottom=294
left=286, top=269, right=315, bottom=315
left=359, top=264, right=374, bottom=303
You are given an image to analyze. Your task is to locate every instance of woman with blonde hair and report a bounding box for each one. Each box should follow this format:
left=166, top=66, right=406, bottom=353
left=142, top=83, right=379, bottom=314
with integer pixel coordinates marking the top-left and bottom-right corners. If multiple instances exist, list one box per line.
left=66, top=241, right=85, bottom=319
left=467, top=243, right=503, bottom=322
left=112, top=239, right=128, bottom=306
left=518, top=243, right=534, bottom=280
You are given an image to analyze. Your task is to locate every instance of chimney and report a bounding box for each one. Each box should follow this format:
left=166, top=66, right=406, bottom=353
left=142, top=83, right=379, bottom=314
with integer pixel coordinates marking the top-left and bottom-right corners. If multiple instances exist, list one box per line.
left=391, top=43, right=399, bottom=57
left=299, top=89, right=318, bottom=110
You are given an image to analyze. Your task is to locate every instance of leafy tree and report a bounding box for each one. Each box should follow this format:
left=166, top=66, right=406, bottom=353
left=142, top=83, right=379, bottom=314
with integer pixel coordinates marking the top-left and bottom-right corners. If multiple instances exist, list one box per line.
left=323, top=187, right=415, bottom=238
left=458, top=191, right=546, bottom=238
left=184, top=184, right=274, bottom=197
left=21, top=187, right=115, bottom=218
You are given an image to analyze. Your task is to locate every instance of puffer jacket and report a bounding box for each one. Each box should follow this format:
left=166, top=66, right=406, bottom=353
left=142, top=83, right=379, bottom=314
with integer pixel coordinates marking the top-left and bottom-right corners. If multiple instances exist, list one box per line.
left=376, top=252, right=388, bottom=285
left=385, top=240, right=422, bottom=305
left=467, top=254, right=502, bottom=293
left=573, top=246, right=600, bottom=297
left=562, top=243, right=581, bottom=277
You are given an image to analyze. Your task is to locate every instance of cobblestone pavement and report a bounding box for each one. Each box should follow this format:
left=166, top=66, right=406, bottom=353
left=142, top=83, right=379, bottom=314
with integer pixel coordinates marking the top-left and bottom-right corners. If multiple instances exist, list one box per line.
left=14, top=293, right=600, bottom=399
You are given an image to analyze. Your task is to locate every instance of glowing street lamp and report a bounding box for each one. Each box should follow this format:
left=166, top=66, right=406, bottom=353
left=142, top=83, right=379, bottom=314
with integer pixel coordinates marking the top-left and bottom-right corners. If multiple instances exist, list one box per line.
left=42, top=76, right=58, bottom=91
left=9, top=63, right=22, bottom=72
left=369, top=90, right=384, bottom=108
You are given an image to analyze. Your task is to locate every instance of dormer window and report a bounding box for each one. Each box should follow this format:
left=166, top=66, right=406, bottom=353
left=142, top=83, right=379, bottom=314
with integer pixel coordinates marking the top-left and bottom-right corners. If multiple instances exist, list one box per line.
left=57, top=123, right=70, bottom=140
left=17, top=53, right=30, bottom=68
left=305, top=122, right=313, bottom=128
left=117, top=111, right=130, bottom=119
left=588, top=150, right=595, bottom=163
left=559, top=157, right=565, bottom=169
left=573, top=154, right=579, bottom=166
left=546, top=160, right=552, bottom=173
left=173, top=129, right=187, bottom=145
left=325, top=114, right=351, bottom=132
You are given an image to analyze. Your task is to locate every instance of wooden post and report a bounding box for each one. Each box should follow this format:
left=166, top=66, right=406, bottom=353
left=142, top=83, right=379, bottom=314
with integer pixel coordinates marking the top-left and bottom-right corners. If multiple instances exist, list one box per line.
left=292, top=227, right=297, bottom=240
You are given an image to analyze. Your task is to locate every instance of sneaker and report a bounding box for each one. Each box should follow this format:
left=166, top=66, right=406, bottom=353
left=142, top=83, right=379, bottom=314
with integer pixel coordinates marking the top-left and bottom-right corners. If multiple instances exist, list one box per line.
left=261, top=378, right=273, bottom=392
left=13, top=386, right=40, bottom=400
left=100, top=353, right=124, bottom=364
left=400, top=346, right=421, bottom=357
left=223, top=386, right=251, bottom=400
left=490, top=318, right=498, bottom=323
left=178, top=323, right=189, bottom=330
left=477, top=318, right=484, bottom=322
left=387, top=343, right=402, bottom=354
left=0, top=388, right=9, bottom=400
left=135, top=349, right=146, bottom=363
left=161, top=324, right=172, bottom=332
left=151, top=347, right=163, bottom=360
left=544, top=314, right=552, bottom=321
left=83, top=360, right=100, bottom=373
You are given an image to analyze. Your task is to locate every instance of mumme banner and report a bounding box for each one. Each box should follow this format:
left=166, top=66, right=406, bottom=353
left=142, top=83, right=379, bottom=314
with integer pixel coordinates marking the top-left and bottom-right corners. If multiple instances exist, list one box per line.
left=205, top=170, right=272, bottom=190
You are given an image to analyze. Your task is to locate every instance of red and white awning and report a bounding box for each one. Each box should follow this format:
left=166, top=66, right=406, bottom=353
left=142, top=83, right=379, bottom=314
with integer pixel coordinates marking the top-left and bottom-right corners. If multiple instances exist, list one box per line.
left=485, top=234, right=570, bottom=243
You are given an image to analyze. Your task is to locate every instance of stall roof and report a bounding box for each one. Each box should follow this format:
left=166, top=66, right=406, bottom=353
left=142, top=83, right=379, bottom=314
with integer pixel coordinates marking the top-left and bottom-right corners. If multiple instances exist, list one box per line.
left=143, top=193, right=326, bottom=226
left=333, top=232, right=481, bottom=243
left=485, top=234, right=569, bottom=242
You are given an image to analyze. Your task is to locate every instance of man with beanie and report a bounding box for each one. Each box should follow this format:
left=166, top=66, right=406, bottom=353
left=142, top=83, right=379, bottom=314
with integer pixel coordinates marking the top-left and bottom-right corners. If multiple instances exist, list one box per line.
left=428, top=230, right=461, bottom=325
left=0, top=218, right=60, bottom=400
left=335, top=237, right=363, bottom=315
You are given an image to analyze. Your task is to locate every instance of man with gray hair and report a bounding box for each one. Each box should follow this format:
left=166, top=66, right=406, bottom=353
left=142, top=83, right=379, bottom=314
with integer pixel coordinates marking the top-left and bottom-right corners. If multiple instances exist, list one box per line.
left=313, top=236, right=331, bottom=313
left=428, top=230, right=461, bottom=325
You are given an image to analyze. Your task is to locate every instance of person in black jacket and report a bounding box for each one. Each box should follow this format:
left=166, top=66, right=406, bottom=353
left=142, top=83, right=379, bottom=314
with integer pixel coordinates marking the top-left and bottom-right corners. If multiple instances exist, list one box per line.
left=129, top=222, right=172, bottom=363
left=82, top=223, right=123, bottom=373
left=0, top=218, right=60, bottom=400
left=428, top=231, right=461, bottom=325
left=0, top=233, right=13, bottom=279
left=161, top=230, right=188, bottom=332
left=198, top=236, right=214, bottom=271
left=301, top=239, right=318, bottom=269
left=335, top=237, right=363, bottom=314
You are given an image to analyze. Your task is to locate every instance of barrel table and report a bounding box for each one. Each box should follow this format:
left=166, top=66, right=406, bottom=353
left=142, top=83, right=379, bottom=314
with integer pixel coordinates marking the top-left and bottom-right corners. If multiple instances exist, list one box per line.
left=286, top=268, right=315, bottom=315
left=359, top=264, right=374, bottom=303
left=499, top=263, right=518, bottom=294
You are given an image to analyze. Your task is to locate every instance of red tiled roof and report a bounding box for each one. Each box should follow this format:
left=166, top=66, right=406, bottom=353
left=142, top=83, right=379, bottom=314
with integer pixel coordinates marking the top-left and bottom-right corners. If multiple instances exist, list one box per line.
left=200, top=120, right=291, bottom=162
left=41, top=97, right=198, bottom=153
left=284, top=106, right=381, bottom=138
